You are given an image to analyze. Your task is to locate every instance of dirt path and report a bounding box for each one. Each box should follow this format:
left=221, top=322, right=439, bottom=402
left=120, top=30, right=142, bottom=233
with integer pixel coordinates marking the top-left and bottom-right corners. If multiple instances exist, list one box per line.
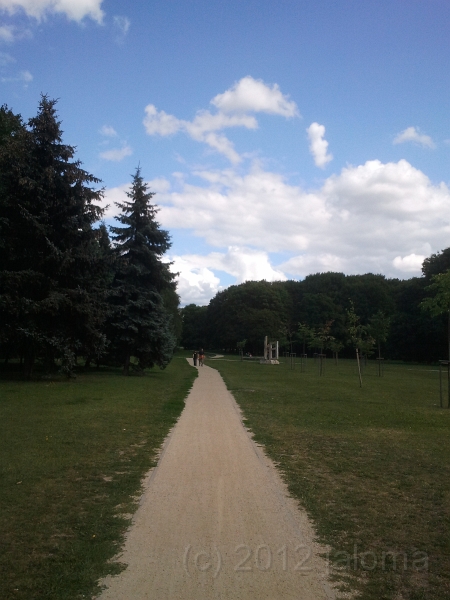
left=97, top=361, right=335, bottom=599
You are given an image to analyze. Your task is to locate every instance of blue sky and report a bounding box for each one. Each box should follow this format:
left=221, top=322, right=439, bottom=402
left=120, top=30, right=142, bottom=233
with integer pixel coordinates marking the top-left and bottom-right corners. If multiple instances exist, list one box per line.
left=1, top=0, right=450, bottom=304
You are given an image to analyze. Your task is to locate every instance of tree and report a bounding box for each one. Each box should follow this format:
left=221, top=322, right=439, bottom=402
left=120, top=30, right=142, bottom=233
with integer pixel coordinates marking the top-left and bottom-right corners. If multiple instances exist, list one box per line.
left=369, top=310, right=390, bottom=359
left=347, top=301, right=374, bottom=387
left=329, top=339, right=344, bottom=365
left=0, top=97, right=107, bottom=377
left=422, top=248, right=450, bottom=280
left=311, top=320, right=335, bottom=354
left=180, top=304, right=208, bottom=349
left=421, top=270, right=450, bottom=361
left=108, top=167, right=177, bottom=373
left=206, top=281, right=289, bottom=353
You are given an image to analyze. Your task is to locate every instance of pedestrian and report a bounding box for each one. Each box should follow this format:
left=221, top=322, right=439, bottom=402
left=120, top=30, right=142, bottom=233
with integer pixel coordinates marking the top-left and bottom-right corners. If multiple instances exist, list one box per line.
left=193, top=351, right=198, bottom=366
left=199, top=349, right=205, bottom=366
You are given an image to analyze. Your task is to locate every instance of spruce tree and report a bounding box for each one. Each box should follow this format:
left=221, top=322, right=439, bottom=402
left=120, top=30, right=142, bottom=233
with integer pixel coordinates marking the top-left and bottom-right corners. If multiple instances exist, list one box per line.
left=0, top=96, right=108, bottom=376
left=108, top=167, right=177, bottom=373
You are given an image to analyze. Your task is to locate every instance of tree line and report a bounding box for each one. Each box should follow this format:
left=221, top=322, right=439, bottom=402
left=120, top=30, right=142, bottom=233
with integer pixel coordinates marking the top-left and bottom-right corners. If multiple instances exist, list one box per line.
left=0, top=97, right=179, bottom=378
left=3, top=97, right=448, bottom=375
left=180, top=253, right=450, bottom=363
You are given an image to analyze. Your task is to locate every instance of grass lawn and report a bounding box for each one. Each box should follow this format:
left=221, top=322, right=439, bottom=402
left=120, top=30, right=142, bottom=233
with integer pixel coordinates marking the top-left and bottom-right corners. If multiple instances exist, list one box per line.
left=210, top=356, right=450, bottom=600
left=0, top=356, right=196, bottom=600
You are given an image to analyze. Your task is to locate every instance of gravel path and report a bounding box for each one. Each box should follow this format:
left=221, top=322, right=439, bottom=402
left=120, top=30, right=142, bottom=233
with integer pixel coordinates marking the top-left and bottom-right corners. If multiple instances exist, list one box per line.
left=97, top=360, right=335, bottom=599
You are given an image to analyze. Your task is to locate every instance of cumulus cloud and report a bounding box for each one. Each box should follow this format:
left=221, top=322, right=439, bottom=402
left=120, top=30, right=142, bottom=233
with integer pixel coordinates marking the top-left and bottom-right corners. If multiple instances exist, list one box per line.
left=168, top=248, right=286, bottom=306
left=393, top=126, right=435, bottom=149
left=99, top=144, right=132, bottom=162
left=168, top=256, right=222, bottom=306
left=102, top=158, right=450, bottom=304
left=307, top=122, right=333, bottom=168
left=164, top=159, right=449, bottom=283
left=143, top=76, right=298, bottom=163
left=211, top=76, right=299, bottom=117
left=392, top=254, right=426, bottom=273
left=0, top=0, right=104, bottom=22
left=143, top=105, right=182, bottom=136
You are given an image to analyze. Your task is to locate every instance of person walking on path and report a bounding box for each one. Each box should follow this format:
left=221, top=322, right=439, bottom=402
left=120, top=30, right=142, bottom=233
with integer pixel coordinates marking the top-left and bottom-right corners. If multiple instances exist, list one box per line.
left=198, top=348, right=205, bottom=366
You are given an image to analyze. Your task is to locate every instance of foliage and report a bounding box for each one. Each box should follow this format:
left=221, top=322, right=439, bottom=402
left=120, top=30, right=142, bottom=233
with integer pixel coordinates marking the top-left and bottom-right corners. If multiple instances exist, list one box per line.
left=0, top=97, right=108, bottom=377
left=180, top=304, right=208, bottom=349
left=199, top=265, right=449, bottom=362
left=420, top=270, right=450, bottom=361
left=346, top=301, right=375, bottom=352
left=368, top=310, right=390, bottom=358
left=206, top=280, right=290, bottom=353
left=107, top=167, right=177, bottom=373
left=236, top=339, right=247, bottom=351
left=311, top=320, right=335, bottom=353
left=422, top=248, right=450, bottom=280
left=297, top=322, right=315, bottom=354
left=420, top=270, right=450, bottom=317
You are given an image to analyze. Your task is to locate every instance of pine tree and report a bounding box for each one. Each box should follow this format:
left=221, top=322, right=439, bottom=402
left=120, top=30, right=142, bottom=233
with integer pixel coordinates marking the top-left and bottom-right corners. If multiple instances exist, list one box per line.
left=108, top=167, right=177, bottom=373
left=0, top=96, right=108, bottom=376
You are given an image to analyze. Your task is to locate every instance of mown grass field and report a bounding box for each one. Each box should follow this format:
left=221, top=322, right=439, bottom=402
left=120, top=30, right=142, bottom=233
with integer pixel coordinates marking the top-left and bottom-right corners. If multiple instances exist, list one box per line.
left=0, top=357, right=196, bottom=600
left=210, top=356, right=450, bottom=600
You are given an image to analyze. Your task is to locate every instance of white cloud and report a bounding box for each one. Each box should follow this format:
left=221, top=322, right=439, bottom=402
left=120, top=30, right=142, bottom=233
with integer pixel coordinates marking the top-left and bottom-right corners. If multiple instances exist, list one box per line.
left=100, top=178, right=171, bottom=219
left=143, top=105, right=257, bottom=164
left=168, top=247, right=286, bottom=306
left=143, top=105, right=183, bottom=136
left=168, top=256, right=221, bottom=306
left=307, top=122, right=333, bottom=168
left=101, top=155, right=450, bottom=305
left=211, top=75, right=299, bottom=117
left=100, top=144, right=132, bottom=162
left=159, top=159, right=450, bottom=286
left=99, top=125, right=117, bottom=137
left=392, top=254, right=425, bottom=273
left=393, top=126, right=435, bottom=149
left=280, top=253, right=345, bottom=276
left=144, top=77, right=298, bottom=163
left=0, top=0, right=104, bottom=23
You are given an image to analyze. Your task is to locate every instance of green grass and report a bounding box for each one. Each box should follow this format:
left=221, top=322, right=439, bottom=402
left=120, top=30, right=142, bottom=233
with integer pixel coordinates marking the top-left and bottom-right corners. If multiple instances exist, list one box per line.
left=0, top=357, right=196, bottom=600
left=210, top=357, right=450, bottom=600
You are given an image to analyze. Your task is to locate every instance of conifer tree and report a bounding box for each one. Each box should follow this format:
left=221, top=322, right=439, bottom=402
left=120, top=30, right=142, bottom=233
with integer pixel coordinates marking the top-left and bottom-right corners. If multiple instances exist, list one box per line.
left=0, top=96, right=108, bottom=376
left=108, top=167, right=177, bottom=373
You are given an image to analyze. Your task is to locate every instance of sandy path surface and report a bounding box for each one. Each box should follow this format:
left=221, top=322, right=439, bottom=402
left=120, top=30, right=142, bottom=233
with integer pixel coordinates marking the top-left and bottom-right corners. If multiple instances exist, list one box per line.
left=97, top=361, right=335, bottom=600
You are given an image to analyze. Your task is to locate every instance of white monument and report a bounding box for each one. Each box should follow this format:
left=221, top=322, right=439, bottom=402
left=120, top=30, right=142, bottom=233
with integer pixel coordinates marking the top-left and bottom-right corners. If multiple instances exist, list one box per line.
left=260, top=336, right=280, bottom=364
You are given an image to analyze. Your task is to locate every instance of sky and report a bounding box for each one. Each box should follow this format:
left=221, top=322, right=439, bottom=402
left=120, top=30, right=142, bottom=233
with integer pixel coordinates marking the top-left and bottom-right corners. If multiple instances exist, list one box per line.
left=1, top=0, right=450, bottom=305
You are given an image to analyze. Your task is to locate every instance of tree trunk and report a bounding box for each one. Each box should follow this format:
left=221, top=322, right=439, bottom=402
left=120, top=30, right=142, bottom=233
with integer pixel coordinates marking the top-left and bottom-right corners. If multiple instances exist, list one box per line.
left=356, top=348, right=362, bottom=388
